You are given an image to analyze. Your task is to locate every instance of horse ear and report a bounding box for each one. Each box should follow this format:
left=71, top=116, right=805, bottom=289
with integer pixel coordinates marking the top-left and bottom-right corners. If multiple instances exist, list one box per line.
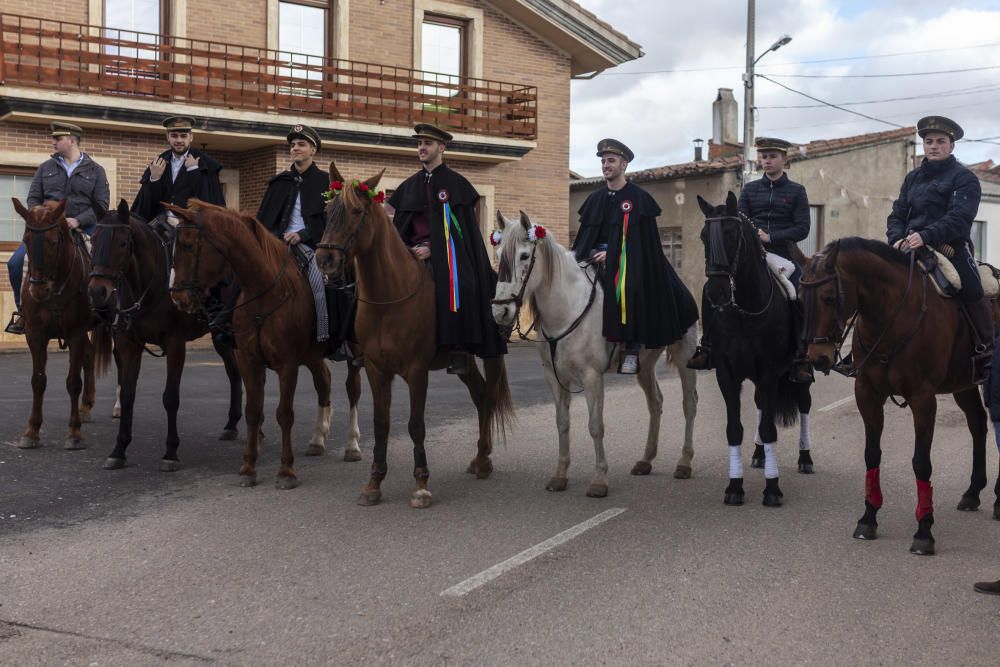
left=12, top=197, right=30, bottom=221
left=363, top=168, right=384, bottom=191
left=696, top=195, right=714, bottom=217
left=519, top=210, right=531, bottom=231
left=787, top=241, right=807, bottom=267
left=725, top=191, right=738, bottom=215
left=328, top=161, right=345, bottom=184
left=116, top=199, right=130, bottom=224
left=823, top=241, right=839, bottom=273
left=495, top=209, right=506, bottom=230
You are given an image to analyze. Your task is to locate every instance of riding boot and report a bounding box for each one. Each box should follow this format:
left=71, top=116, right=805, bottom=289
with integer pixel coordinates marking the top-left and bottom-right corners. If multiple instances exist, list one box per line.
left=324, top=284, right=349, bottom=362
left=209, top=283, right=241, bottom=350
left=618, top=342, right=640, bottom=375
left=974, top=579, right=1000, bottom=595
left=789, top=298, right=815, bottom=384
left=965, top=298, right=995, bottom=385
left=447, top=350, right=472, bottom=375
left=4, top=311, right=25, bottom=335
left=686, top=305, right=714, bottom=370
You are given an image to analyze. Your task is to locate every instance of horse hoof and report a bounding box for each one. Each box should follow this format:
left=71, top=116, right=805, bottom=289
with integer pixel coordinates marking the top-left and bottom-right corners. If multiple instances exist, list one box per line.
left=797, top=462, right=814, bottom=474
left=357, top=490, right=382, bottom=506
left=63, top=437, right=86, bottom=450
left=586, top=483, right=609, bottom=498
left=853, top=523, right=878, bottom=540
left=103, top=457, right=126, bottom=470
left=724, top=492, right=745, bottom=506
left=750, top=457, right=764, bottom=469
left=275, top=476, right=298, bottom=490
left=762, top=493, right=784, bottom=507
left=909, top=538, right=935, bottom=556
left=304, top=444, right=325, bottom=457
left=239, top=475, right=257, bottom=488
left=410, top=489, right=433, bottom=509
left=631, top=461, right=652, bottom=476
left=673, top=464, right=692, bottom=480
left=17, top=436, right=40, bottom=449
left=545, top=477, right=568, bottom=492
left=470, top=460, right=493, bottom=479
left=159, top=459, right=180, bottom=473
left=343, top=449, right=362, bottom=462
left=957, top=495, right=981, bottom=511
left=219, top=429, right=239, bottom=441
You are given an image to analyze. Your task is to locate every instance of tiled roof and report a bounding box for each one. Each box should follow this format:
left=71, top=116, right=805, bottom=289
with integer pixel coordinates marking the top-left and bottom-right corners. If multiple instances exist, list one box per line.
left=571, top=126, right=917, bottom=190
left=557, top=0, right=640, bottom=53
left=970, top=160, right=1000, bottom=185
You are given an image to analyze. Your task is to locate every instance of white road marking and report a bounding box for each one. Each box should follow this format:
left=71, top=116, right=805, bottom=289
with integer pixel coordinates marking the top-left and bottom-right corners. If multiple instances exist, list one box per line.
left=819, top=395, right=855, bottom=413
left=440, top=507, right=627, bottom=598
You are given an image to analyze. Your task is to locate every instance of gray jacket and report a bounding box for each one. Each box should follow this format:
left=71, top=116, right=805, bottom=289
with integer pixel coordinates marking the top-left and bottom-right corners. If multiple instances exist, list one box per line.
left=27, top=153, right=111, bottom=234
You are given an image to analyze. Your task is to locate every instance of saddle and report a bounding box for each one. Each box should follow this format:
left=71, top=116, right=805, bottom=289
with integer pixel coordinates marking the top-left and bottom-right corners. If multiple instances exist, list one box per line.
left=916, top=245, right=1000, bottom=299
left=765, top=252, right=797, bottom=301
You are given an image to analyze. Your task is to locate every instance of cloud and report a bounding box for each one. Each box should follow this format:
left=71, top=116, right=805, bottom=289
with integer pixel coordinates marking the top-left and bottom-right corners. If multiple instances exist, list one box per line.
left=570, top=0, right=1000, bottom=176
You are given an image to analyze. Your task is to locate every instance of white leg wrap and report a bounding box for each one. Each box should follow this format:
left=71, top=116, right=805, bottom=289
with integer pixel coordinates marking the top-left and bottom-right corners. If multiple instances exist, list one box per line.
left=763, top=442, right=779, bottom=479
left=799, top=413, right=811, bottom=450
left=729, top=445, right=743, bottom=479
left=754, top=409, right=763, bottom=445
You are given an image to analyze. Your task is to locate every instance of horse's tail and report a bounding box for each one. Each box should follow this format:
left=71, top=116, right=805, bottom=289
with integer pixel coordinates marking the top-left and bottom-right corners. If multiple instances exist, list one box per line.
left=90, top=325, right=113, bottom=378
left=486, top=357, right=516, bottom=447
left=775, top=375, right=801, bottom=428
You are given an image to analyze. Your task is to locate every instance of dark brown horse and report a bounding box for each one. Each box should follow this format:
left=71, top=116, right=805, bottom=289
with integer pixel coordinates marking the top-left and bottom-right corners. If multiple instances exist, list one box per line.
left=798, top=237, right=997, bottom=555
left=12, top=198, right=110, bottom=449
left=87, top=200, right=243, bottom=471
left=168, top=200, right=362, bottom=488
left=315, top=163, right=513, bottom=509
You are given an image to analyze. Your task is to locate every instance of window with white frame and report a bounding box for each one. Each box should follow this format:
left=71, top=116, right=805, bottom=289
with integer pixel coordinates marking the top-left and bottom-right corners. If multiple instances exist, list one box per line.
left=104, top=0, right=162, bottom=75
left=660, top=227, right=683, bottom=269
left=972, top=220, right=985, bottom=260
left=279, top=1, right=327, bottom=96
left=421, top=15, right=465, bottom=98
left=798, top=206, right=823, bottom=255
left=0, top=168, right=34, bottom=246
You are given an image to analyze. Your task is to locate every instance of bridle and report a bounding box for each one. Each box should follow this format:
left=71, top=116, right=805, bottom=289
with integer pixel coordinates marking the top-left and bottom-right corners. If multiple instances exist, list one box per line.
left=703, top=213, right=774, bottom=317
left=490, top=243, right=538, bottom=314
left=25, top=219, right=78, bottom=298
left=316, top=197, right=368, bottom=265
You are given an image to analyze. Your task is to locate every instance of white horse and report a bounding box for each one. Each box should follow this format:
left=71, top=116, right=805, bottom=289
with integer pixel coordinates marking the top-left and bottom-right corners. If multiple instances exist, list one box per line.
left=491, top=211, right=698, bottom=497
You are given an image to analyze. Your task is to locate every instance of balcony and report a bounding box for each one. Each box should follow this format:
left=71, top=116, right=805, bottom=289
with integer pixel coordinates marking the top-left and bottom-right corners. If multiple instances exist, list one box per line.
left=0, top=13, right=537, bottom=141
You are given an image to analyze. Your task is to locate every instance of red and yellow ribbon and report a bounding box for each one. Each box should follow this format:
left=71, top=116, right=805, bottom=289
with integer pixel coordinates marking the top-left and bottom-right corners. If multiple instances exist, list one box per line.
left=614, top=209, right=630, bottom=324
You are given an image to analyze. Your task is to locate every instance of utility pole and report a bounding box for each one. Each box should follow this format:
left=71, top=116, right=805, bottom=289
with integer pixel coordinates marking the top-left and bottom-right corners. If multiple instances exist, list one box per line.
left=742, top=0, right=756, bottom=183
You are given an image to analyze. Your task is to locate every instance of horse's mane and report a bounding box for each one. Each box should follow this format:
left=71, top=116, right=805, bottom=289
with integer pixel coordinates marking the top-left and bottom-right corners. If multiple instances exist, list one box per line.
left=498, top=223, right=562, bottom=288
left=826, top=236, right=909, bottom=266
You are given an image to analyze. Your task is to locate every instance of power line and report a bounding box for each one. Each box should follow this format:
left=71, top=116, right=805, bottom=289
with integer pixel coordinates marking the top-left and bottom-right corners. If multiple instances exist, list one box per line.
left=756, top=74, right=904, bottom=128
left=758, top=84, right=1000, bottom=109
left=766, top=65, right=1000, bottom=79
left=598, top=41, right=1000, bottom=76
left=757, top=97, right=1000, bottom=134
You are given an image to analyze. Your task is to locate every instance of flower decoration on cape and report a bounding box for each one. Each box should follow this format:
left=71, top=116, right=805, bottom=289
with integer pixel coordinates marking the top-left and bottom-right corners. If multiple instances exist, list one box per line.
left=489, top=230, right=503, bottom=247
left=322, top=179, right=386, bottom=204
left=527, top=224, right=547, bottom=244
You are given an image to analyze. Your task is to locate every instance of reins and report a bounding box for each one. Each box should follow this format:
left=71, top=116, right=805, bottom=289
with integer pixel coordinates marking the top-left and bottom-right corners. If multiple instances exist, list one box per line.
left=703, top=213, right=776, bottom=318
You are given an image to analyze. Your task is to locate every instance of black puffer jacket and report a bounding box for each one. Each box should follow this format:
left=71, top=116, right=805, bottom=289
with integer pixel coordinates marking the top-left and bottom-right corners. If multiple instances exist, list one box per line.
left=737, top=172, right=810, bottom=260
left=886, top=155, right=981, bottom=248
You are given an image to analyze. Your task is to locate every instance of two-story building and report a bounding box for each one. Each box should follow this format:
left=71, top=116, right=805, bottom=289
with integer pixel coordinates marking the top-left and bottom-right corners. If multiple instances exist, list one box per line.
left=0, top=0, right=641, bottom=344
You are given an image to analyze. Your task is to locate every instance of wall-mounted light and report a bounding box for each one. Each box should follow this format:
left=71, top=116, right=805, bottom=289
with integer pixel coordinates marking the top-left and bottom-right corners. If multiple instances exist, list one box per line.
left=693, top=138, right=704, bottom=161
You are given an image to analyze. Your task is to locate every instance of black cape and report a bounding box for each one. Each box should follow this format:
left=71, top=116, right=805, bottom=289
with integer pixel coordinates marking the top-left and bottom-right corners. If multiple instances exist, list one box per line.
left=573, top=182, right=698, bottom=348
left=388, top=164, right=507, bottom=358
left=131, top=147, right=225, bottom=221
left=256, top=162, right=329, bottom=248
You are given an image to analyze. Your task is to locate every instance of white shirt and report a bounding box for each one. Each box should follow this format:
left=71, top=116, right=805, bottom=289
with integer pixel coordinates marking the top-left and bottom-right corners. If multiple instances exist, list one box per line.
left=56, top=154, right=84, bottom=177
left=285, top=194, right=305, bottom=235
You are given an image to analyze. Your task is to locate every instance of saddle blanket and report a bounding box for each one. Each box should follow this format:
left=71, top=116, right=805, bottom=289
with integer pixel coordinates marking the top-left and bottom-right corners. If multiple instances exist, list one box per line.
left=927, top=247, right=1000, bottom=299
left=765, top=252, right=797, bottom=301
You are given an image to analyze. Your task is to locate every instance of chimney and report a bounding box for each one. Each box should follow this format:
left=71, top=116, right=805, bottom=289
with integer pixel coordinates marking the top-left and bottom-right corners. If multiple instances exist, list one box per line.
left=713, top=88, right=738, bottom=146
left=693, top=138, right=704, bottom=161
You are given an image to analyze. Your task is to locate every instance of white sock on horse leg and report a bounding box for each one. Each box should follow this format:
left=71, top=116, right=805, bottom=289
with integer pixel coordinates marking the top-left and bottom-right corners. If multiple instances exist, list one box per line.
left=754, top=409, right=763, bottom=445
left=799, top=413, right=811, bottom=450
left=763, top=442, right=779, bottom=479
left=729, top=445, right=743, bottom=479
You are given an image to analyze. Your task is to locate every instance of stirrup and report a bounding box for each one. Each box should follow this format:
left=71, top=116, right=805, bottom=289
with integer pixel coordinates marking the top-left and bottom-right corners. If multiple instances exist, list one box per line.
left=618, top=353, right=639, bottom=375
left=686, top=347, right=713, bottom=370
left=4, top=312, right=25, bottom=335
left=447, top=351, right=472, bottom=375
left=972, top=349, right=993, bottom=385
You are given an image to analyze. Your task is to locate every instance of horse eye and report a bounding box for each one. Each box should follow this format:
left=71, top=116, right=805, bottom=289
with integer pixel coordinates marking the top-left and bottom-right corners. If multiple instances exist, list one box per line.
left=519, top=252, right=529, bottom=262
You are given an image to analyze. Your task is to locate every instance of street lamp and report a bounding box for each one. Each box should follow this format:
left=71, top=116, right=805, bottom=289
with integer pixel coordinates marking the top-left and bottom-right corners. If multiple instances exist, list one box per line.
left=742, top=0, right=792, bottom=181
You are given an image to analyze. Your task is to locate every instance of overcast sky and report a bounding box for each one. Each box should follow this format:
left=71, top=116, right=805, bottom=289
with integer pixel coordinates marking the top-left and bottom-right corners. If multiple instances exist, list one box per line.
left=569, top=0, right=1000, bottom=177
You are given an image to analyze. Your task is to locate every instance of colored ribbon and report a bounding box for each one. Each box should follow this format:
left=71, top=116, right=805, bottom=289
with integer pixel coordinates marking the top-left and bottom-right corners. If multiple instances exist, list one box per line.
left=614, top=211, right=630, bottom=324
left=444, top=201, right=461, bottom=312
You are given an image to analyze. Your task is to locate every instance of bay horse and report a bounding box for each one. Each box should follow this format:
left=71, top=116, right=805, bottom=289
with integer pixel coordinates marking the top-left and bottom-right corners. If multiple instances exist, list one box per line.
left=12, top=198, right=110, bottom=450
left=315, top=163, right=513, bottom=509
left=799, top=237, right=997, bottom=555
left=697, top=193, right=810, bottom=507
left=491, top=210, right=698, bottom=496
left=167, top=199, right=362, bottom=488
left=87, top=200, right=243, bottom=471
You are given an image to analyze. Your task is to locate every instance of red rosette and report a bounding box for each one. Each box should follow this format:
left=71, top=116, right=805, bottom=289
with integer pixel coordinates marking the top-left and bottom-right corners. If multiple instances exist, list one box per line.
left=359, top=183, right=370, bottom=192
left=535, top=225, right=547, bottom=239
left=373, top=191, right=386, bottom=204
left=331, top=180, right=343, bottom=191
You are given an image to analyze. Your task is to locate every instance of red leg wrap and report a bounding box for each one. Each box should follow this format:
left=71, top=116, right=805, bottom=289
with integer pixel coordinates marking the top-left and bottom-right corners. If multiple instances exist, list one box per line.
left=865, top=467, right=883, bottom=509
left=915, top=479, right=933, bottom=521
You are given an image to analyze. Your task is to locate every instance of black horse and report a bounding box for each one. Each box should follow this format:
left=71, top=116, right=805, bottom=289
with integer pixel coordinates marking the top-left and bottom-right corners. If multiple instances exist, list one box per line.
left=87, top=200, right=243, bottom=471
left=697, top=193, right=810, bottom=506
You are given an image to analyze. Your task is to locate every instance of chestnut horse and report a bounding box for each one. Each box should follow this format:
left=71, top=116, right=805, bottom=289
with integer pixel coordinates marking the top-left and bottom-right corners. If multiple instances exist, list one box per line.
left=12, top=198, right=110, bottom=449
left=799, top=237, right=997, bottom=555
left=315, top=164, right=513, bottom=509
left=168, top=200, right=362, bottom=488
left=87, top=200, right=243, bottom=471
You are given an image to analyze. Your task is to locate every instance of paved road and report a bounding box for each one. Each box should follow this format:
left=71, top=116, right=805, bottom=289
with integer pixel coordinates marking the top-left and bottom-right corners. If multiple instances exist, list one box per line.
left=1, top=345, right=998, bottom=664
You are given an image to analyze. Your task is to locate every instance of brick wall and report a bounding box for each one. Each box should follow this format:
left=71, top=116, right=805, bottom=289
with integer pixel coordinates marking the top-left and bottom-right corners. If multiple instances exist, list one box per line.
left=186, top=0, right=267, bottom=48
left=4, top=0, right=88, bottom=23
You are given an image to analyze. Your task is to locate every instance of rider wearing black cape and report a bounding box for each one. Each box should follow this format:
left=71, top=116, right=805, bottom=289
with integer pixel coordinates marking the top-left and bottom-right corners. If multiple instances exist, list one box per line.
left=386, top=124, right=507, bottom=372
left=131, top=116, right=226, bottom=222
left=572, top=139, right=698, bottom=372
